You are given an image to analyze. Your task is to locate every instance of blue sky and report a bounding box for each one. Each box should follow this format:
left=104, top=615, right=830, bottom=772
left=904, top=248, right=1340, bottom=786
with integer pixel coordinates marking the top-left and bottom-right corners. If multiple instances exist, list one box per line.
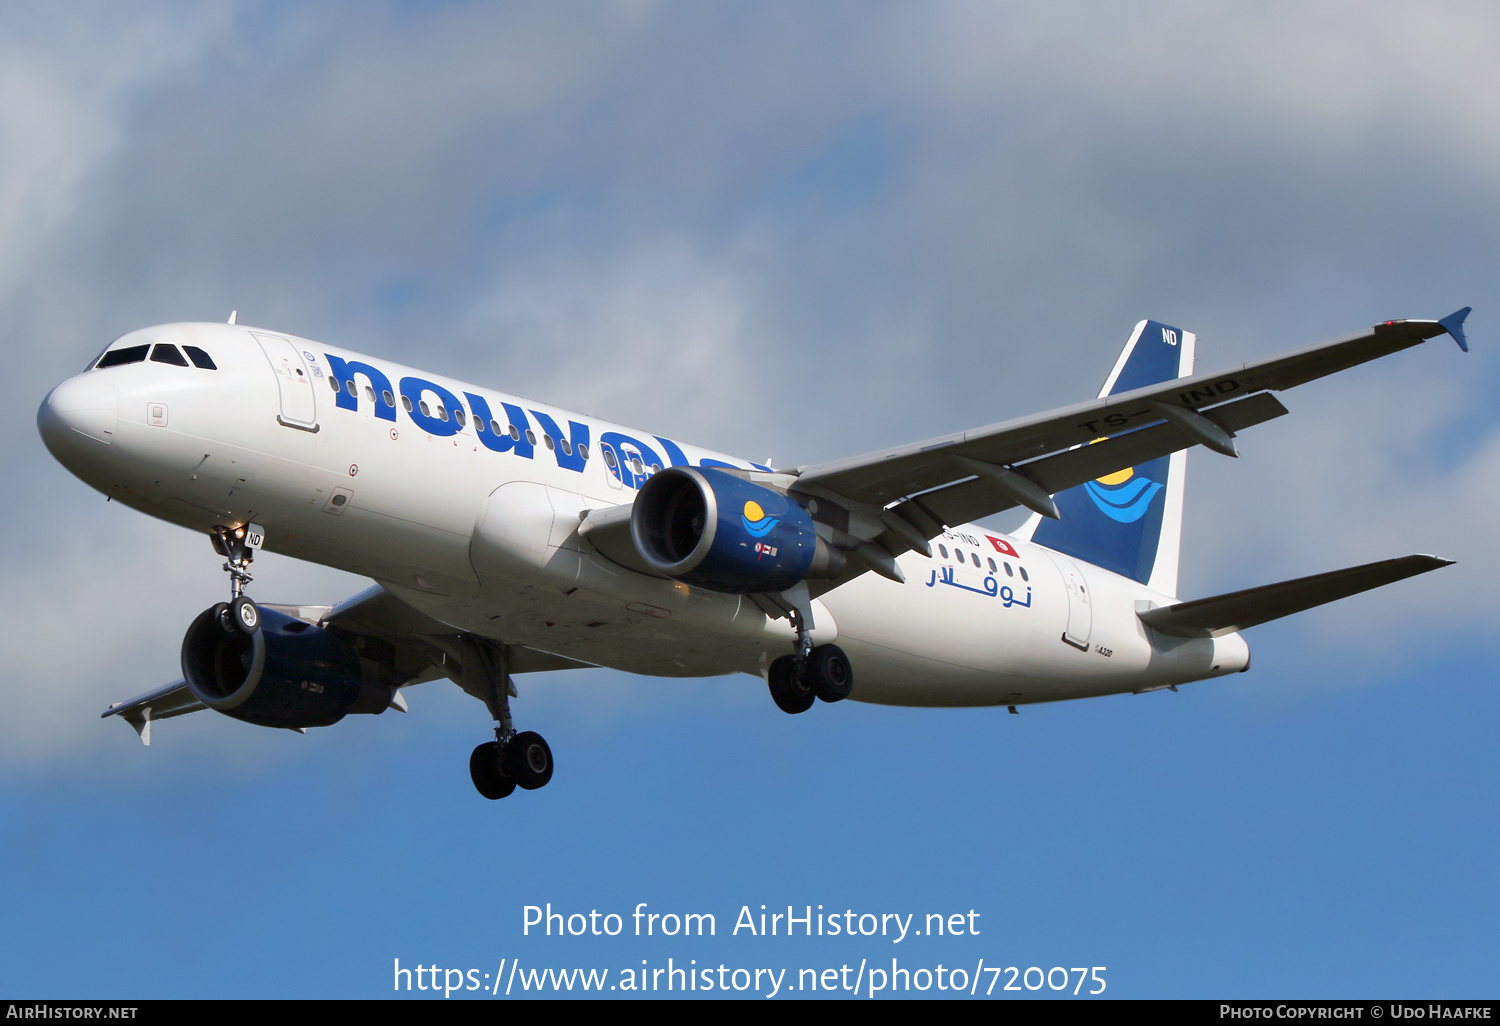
left=3, top=1, right=1497, bottom=999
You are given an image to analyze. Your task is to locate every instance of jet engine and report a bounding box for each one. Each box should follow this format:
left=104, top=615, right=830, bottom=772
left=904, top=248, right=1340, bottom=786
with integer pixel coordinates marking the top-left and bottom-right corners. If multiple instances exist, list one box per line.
left=631, top=467, right=843, bottom=593
left=181, top=605, right=396, bottom=729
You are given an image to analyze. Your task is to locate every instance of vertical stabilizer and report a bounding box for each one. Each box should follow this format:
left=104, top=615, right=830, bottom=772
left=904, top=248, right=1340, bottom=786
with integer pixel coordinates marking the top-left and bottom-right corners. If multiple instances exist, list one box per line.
left=1020, top=320, right=1194, bottom=596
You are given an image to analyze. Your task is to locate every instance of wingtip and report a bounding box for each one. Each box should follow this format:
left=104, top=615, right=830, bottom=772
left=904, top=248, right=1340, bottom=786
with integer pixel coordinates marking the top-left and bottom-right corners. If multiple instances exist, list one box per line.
left=1411, top=554, right=1457, bottom=569
left=1438, top=307, right=1471, bottom=352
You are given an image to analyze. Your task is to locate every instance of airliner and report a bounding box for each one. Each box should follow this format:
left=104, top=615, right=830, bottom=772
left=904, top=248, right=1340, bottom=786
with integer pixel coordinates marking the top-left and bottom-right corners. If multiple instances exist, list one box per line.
left=37, top=307, right=1470, bottom=799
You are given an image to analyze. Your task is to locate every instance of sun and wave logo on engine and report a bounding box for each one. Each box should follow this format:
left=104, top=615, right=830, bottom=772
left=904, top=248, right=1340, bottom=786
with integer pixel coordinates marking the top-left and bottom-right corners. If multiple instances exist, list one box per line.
left=742, top=500, right=782, bottom=560
left=741, top=500, right=780, bottom=536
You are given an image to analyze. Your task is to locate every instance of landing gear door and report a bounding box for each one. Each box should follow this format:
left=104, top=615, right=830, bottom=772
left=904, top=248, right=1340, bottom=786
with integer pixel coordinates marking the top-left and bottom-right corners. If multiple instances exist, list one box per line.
left=1046, top=551, right=1093, bottom=651
left=251, top=332, right=318, bottom=431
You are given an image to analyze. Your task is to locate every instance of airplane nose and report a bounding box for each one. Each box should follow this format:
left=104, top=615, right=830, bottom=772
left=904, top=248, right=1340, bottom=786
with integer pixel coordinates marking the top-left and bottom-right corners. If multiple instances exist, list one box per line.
left=38, top=373, right=119, bottom=461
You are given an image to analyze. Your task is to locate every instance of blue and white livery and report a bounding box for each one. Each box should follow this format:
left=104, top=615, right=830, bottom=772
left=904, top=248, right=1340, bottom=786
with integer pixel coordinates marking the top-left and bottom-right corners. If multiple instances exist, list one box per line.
left=38, top=308, right=1470, bottom=798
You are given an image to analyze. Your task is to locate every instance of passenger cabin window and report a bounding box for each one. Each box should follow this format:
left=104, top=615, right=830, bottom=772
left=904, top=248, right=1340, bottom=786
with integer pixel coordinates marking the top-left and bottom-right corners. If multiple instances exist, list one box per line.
left=182, top=346, right=217, bottom=369
left=1019, top=566, right=1029, bottom=582
left=95, top=345, right=150, bottom=368
left=577, top=443, right=589, bottom=460
left=454, top=409, right=466, bottom=428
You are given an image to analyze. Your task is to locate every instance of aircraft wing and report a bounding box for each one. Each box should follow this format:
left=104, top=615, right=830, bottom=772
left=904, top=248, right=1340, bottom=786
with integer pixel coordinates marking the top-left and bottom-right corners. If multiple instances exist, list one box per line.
left=306, top=585, right=595, bottom=676
left=102, top=585, right=594, bottom=744
left=790, top=311, right=1470, bottom=569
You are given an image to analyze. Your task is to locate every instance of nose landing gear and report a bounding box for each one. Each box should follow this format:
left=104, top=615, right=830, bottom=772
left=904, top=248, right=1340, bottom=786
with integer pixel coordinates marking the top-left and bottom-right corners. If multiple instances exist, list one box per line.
left=460, top=639, right=555, bottom=801
left=209, top=525, right=261, bottom=636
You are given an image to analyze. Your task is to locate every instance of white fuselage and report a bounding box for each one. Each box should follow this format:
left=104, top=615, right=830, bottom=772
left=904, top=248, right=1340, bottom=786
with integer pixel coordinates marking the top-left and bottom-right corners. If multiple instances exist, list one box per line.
left=40, top=322, right=1248, bottom=707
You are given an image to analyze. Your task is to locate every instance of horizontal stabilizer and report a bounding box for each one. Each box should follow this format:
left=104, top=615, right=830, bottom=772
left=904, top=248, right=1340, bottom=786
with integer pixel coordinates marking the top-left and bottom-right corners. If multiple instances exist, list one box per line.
left=1138, top=554, right=1454, bottom=638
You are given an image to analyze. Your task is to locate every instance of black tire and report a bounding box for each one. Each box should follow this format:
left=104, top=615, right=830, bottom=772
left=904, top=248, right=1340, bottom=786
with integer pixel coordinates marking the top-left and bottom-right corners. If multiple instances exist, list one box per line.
left=230, top=595, right=260, bottom=636
left=505, top=731, right=554, bottom=790
left=767, top=655, right=815, bottom=714
left=213, top=601, right=236, bottom=636
left=470, top=741, right=516, bottom=800
left=807, top=644, right=853, bottom=703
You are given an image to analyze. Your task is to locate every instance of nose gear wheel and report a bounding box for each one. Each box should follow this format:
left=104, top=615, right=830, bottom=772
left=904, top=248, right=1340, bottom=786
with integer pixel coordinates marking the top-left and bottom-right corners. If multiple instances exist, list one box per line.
left=209, top=526, right=260, bottom=636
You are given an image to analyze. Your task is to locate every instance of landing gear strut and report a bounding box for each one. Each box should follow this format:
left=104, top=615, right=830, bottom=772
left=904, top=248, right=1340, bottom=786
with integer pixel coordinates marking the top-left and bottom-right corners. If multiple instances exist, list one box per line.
left=766, top=602, right=853, bottom=714
left=209, top=525, right=260, bottom=636
left=461, top=639, right=554, bottom=800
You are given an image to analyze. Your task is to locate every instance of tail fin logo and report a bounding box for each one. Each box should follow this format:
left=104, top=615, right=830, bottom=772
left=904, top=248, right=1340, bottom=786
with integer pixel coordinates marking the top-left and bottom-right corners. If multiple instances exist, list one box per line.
left=1083, top=465, right=1164, bottom=524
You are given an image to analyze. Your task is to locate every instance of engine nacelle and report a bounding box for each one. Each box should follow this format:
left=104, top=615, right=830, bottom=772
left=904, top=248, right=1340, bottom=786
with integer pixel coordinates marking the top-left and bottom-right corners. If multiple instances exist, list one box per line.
left=631, top=467, right=839, bottom=593
left=182, top=605, right=393, bottom=729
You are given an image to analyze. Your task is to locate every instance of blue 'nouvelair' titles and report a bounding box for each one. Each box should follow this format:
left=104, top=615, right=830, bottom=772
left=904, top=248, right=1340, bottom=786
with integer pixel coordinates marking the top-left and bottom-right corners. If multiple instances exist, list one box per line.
left=322, top=353, right=770, bottom=489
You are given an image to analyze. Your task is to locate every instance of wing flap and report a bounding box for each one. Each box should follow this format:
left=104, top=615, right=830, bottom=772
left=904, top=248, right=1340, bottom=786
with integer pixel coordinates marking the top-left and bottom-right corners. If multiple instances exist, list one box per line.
left=902, top=391, right=1288, bottom=534
left=1137, top=554, right=1454, bottom=638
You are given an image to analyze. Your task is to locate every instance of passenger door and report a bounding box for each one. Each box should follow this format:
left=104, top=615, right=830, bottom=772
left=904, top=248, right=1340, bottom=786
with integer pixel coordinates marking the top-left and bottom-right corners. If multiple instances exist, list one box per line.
left=251, top=332, right=318, bottom=431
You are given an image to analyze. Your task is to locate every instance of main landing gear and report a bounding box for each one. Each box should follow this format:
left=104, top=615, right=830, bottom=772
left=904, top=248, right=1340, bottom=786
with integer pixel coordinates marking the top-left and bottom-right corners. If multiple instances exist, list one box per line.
left=208, top=525, right=260, bottom=637
left=462, top=639, right=554, bottom=801
left=766, top=605, right=853, bottom=715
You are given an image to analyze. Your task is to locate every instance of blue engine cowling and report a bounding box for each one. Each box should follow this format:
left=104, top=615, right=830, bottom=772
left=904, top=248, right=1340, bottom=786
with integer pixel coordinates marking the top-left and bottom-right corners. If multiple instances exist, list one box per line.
left=181, top=605, right=389, bottom=729
left=631, top=467, right=823, bottom=593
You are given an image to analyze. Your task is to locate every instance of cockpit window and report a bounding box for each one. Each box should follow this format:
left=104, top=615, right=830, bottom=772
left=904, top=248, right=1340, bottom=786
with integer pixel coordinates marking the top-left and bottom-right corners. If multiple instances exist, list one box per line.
left=150, top=344, right=189, bottom=366
left=182, top=346, right=217, bottom=370
left=95, top=345, right=150, bottom=369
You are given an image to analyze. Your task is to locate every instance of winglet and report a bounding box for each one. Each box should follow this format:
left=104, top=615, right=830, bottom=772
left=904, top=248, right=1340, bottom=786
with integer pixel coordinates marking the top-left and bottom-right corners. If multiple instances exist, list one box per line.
left=124, top=706, right=152, bottom=746
left=1438, top=307, right=1471, bottom=352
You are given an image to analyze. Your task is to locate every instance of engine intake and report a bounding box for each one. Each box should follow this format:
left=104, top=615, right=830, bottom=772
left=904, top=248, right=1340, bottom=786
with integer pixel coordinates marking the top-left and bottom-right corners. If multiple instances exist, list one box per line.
left=182, top=605, right=393, bottom=729
left=631, top=467, right=839, bottom=593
